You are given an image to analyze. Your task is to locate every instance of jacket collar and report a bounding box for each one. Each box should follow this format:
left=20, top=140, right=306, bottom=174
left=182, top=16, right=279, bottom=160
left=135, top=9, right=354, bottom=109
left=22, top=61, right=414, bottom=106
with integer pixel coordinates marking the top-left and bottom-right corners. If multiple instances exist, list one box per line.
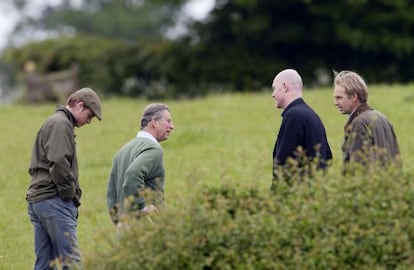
left=56, top=106, right=77, bottom=126
left=344, top=103, right=372, bottom=131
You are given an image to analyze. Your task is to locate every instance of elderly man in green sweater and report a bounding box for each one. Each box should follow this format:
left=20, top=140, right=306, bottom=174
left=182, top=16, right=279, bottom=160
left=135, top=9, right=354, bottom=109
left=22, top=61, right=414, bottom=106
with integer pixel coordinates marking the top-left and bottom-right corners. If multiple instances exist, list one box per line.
left=106, top=103, right=174, bottom=225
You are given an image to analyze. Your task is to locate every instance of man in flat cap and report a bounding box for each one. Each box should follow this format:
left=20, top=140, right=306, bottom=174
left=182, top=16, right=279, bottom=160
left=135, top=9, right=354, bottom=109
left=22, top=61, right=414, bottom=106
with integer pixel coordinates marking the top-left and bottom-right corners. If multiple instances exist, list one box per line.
left=26, top=87, right=102, bottom=269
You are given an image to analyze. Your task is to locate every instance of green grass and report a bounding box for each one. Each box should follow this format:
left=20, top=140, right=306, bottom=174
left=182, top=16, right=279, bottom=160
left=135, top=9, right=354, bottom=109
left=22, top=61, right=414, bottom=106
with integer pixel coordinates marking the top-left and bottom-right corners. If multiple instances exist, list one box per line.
left=1, top=85, right=413, bottom=269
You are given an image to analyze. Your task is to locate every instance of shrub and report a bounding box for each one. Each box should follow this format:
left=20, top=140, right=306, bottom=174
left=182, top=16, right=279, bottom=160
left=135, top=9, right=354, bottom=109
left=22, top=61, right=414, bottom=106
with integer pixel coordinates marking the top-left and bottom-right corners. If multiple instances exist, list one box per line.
left=0, top=36, right=212, bottom=100
left=86, top=167, right=414, bottom=269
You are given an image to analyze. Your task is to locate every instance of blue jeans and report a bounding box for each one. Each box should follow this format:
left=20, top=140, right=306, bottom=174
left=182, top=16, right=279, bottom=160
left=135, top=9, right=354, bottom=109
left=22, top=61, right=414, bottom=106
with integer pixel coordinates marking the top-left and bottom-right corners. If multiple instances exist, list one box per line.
left=28, top=197, right=82, bottom=270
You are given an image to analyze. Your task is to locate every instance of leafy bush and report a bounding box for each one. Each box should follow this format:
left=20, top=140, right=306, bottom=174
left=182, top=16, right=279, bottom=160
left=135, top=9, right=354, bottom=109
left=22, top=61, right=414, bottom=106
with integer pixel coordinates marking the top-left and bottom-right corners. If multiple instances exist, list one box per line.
left=0, top=35, right=177, bottom=99
left=0, top=35, right=213, bottom=99
left=86, top=165, right=414, bottom=269
left=2, top=36, right=126, bottom=94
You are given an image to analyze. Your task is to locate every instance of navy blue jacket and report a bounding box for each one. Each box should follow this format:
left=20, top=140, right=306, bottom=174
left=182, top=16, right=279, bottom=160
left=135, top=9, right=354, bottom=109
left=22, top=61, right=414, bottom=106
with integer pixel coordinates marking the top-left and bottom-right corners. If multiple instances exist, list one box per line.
left=273, top=98, right=332, bottom=180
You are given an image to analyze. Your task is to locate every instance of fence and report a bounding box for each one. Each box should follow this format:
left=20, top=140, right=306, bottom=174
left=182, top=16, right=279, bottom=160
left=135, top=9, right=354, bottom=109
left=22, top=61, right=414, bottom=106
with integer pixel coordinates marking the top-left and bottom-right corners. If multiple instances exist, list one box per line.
left=25, top=65, right=79, bottom=104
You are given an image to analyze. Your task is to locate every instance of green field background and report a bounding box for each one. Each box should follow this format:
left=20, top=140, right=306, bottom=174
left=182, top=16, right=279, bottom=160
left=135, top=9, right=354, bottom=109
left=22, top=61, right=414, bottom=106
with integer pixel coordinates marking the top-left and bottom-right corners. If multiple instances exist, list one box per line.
left=0, top=85, right=413, bottom=269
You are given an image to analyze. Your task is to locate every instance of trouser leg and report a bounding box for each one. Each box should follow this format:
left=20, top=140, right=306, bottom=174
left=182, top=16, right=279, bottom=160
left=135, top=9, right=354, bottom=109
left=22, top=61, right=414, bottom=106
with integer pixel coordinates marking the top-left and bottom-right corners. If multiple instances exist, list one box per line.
left=28, top=203, right=57, bottom=270
left=29, top=197, right=82, bottom=269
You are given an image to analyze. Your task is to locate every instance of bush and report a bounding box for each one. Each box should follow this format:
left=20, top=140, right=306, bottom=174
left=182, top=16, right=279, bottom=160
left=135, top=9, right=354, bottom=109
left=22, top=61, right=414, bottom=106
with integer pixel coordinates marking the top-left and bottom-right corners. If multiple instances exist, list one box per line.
left=0, top=35, right=213, bottom=100
left=0, top=35, right=163, bottom=98
left=86, top=167, right=414, bottom=269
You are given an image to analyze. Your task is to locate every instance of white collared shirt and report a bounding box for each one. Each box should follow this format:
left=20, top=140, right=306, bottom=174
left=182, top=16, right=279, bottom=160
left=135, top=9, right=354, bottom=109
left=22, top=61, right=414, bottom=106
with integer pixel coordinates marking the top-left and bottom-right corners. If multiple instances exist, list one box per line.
left=136, top=131, right=159, bottom=145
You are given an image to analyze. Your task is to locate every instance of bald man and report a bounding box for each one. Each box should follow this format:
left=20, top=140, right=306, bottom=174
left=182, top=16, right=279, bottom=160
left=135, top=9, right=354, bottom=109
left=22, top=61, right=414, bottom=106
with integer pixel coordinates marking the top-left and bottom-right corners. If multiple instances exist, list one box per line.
left=271, top=69, right=332, bottom=189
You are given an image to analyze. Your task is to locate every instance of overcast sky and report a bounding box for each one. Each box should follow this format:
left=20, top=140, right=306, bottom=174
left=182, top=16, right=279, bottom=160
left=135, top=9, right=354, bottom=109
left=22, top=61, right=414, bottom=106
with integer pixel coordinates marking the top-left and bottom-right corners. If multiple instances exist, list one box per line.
left=0, top=0, right=215, bottom=52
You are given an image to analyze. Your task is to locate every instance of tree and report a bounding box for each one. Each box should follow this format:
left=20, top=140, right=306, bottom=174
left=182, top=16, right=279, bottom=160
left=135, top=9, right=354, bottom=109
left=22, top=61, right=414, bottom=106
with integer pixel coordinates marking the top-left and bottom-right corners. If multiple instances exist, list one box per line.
left=2, top=0, right=196, bottom=99
left=179, top=0, right=414, bottom=88
left=9, top=0, right=187, bottom=45
left=5, top=0, right=414, bottom=97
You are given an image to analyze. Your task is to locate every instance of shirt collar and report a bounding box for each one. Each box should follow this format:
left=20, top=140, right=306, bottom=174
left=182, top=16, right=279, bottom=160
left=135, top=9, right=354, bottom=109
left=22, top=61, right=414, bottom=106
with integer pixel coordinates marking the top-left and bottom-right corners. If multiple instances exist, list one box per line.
left=136, top=131, right=159, bottom=144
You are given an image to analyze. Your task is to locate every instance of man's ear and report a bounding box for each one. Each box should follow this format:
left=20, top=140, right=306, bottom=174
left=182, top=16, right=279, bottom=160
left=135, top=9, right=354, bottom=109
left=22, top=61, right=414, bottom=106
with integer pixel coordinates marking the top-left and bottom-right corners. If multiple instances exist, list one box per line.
left=351, top=93, right=359, bottom=102
left=149, top=117, right=158, bottom=128
left=76, top=101, right=85, bottom=110
left=283, top=82, right=289, bottom=93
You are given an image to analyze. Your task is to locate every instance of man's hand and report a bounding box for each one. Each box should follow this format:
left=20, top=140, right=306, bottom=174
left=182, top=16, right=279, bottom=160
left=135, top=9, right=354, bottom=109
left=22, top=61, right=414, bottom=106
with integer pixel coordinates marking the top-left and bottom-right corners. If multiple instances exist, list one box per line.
left=142, top=204, right=158, bottom=215
left=109, top=205, right=119, bottom=225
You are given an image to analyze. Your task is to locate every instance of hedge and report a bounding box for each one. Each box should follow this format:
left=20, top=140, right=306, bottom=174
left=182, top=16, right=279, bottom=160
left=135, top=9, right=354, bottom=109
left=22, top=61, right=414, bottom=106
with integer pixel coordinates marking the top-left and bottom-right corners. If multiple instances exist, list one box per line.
left=86, top=166, right=414, bottom=269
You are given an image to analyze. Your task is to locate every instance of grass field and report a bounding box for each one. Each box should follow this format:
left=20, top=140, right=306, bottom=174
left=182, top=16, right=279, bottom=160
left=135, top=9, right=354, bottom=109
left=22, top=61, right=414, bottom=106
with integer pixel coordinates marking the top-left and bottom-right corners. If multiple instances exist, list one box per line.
left=0, top=85, right=413, bottom=269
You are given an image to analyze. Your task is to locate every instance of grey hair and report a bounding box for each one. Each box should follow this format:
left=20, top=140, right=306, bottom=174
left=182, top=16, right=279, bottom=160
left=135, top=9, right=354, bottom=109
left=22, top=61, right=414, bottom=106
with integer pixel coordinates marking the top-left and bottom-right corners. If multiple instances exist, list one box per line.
left=140, top=103, right=170, bottom=129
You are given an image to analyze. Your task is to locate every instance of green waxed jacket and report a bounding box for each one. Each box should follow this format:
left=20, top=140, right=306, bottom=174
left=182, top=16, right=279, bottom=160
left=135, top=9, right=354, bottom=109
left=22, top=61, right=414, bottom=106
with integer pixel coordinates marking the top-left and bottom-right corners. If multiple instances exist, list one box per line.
left=342, top=107, right=400, bottom=171
left=106, top=137, right=165, bottom=223
left=26, top=106, right=82, bottom=207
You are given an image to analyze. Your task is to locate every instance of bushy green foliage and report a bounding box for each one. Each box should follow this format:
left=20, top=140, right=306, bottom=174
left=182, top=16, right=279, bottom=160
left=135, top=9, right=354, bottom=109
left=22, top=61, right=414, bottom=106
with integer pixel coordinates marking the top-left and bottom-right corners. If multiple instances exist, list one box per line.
left=0, top=35, right=212, bottom=99
left=4, top=1, right=414, bottom=98
left=1, top=35, right=141, bottom=96
left=185, top=0, right=414, bottom=87
left=86, top=166, right=414, bottom=269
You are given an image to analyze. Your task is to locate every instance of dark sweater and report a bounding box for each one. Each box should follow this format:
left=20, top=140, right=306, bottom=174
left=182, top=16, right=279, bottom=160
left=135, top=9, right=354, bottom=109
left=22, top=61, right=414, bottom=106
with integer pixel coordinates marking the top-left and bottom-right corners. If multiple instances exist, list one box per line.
left=273, top=98, right=332, bottom=180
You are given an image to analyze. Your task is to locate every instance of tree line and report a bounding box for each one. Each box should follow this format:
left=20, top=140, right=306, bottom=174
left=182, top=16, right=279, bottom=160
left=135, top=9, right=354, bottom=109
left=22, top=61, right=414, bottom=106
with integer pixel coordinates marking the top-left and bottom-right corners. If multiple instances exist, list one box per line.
left=1, top=0, right=413, bottom=99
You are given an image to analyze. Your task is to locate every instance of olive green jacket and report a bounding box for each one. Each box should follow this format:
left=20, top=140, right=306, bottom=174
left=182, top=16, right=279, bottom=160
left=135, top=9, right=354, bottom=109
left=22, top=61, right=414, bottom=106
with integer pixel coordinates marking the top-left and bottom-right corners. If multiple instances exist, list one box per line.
left=26, top=106, right=81, bottom=207
left=106, top=135, right=165, bottom=224
left=343, top=106, right=400, bottom=170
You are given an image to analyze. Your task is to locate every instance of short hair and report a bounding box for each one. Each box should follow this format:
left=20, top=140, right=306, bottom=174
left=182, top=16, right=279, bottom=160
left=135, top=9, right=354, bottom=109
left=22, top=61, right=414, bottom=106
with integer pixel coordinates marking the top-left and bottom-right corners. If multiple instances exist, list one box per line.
left=333, top=70, right=368, bottom=103
left=140, top=103, right=170, bottom=129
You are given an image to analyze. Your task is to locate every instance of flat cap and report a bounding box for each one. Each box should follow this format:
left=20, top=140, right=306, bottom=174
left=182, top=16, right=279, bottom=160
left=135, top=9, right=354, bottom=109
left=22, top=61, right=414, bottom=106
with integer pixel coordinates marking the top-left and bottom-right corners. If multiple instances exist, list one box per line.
left=70, top=87, right=102, bottom=120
